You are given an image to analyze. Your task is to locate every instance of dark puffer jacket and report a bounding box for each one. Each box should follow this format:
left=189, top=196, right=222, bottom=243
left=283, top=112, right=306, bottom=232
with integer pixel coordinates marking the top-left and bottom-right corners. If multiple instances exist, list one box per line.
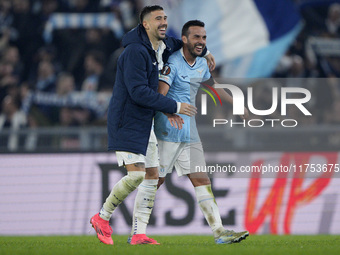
left=107, top=24, right=183, bottom=155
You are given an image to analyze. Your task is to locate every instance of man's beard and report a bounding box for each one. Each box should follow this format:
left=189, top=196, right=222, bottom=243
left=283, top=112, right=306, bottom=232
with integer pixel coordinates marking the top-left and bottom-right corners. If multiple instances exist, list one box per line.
left=188, top=44, right=202, bottom=58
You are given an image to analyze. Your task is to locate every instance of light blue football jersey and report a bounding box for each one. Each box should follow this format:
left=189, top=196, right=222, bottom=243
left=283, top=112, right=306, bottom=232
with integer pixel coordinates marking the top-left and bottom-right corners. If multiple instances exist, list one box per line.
left=154, top=49, right=211, bottom=143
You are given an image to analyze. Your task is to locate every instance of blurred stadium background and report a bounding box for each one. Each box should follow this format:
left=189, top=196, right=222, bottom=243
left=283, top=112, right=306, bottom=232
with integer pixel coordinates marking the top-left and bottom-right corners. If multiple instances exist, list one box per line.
left=0, top=0, right=340, bottom=237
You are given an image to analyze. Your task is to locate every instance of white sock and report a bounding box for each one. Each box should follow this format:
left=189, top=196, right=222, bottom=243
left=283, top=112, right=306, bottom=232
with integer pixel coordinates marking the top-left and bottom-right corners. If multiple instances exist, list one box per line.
left=195, top=184, right=224, bottom=238
left=100, top=171, right=145, bottom=221
left=130, top=179, right=158, bottom=235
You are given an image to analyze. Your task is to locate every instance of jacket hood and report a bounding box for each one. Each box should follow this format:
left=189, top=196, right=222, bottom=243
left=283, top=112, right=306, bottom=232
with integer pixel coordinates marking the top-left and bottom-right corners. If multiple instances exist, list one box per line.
left=122, top=24, right=153, bottom=50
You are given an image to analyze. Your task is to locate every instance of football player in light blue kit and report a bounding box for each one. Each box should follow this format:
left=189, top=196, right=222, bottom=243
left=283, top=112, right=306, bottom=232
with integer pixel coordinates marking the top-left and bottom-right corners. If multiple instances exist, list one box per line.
left=155, top=20, right=249, bottom=244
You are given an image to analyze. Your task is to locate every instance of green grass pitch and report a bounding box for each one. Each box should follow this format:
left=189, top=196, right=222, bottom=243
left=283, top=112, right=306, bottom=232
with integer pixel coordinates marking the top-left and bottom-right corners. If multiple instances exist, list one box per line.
left=1, top=235, right=340, bottom=255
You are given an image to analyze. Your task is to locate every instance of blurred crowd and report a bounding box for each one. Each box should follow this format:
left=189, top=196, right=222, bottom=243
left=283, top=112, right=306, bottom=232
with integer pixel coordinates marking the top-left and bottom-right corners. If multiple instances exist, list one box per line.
left=273, top=0, right=340, bottom=125
left=0, top=0, right=143, bottom=132
left=277, top=1, right=340, bottom=78
left=0, top=0, right=340, bottom=147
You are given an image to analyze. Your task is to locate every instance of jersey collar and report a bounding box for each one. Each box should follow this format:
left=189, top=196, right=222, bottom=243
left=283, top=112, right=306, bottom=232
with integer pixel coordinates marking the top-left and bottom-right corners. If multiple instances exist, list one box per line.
left=181, top=48, right=196, bottom=68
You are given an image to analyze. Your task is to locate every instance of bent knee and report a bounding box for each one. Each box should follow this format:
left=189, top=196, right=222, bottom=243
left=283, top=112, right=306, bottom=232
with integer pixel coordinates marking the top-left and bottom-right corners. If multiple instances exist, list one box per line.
left=127, top=171, right=146, bottom=187
left=145, top=167, right=159, bottom=179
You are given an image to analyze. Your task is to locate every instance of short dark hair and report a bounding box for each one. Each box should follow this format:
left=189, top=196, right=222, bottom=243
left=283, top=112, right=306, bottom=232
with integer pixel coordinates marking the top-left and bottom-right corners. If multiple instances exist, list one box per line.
left=139, top=5, right=164, bottom=23
left=181, top=20, right=205, bottom=37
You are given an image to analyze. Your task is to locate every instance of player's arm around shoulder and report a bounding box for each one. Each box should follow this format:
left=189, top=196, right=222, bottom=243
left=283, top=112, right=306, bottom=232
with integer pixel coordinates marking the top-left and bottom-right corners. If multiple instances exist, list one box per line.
left=164, top=37, right=183, bottom=53
left=204, top=52, right=215, bottom=71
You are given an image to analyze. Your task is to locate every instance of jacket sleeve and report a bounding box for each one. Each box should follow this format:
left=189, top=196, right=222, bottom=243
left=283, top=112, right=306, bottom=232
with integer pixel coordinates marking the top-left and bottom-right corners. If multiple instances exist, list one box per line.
left=169, top=37, right=183, bottom=52
left=123, top=45, right=177, bottom=114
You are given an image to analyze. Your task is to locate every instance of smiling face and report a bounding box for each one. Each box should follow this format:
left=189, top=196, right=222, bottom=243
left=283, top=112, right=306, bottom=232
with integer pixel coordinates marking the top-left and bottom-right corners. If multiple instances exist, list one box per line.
left=143, top=10, right=168, bottom=42
left=182, top=26, right=207, bottom=58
